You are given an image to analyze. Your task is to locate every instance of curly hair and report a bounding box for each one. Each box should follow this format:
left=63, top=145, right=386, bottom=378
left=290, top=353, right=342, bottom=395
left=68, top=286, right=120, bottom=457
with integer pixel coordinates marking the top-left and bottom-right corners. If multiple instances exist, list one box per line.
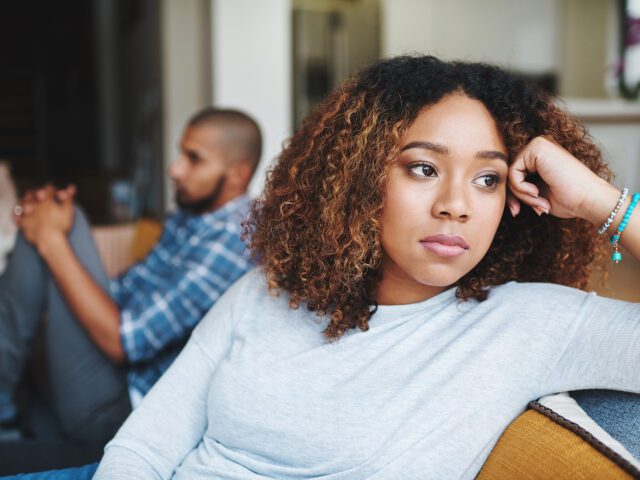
left=244, top=55, right=612, bottom=340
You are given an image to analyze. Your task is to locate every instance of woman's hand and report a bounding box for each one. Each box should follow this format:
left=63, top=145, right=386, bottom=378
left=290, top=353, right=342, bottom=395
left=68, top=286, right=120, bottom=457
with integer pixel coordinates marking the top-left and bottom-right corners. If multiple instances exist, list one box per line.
left=509, top=136, right=640, bottom=262
left=507, top=136, right=614, bottom=221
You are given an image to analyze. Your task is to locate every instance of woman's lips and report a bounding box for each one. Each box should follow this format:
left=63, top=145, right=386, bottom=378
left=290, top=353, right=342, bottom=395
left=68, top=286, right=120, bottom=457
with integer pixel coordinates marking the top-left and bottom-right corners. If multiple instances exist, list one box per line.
left=421, top=242, right=466, bottom=257
left=420, top=234, right=469, bottom=258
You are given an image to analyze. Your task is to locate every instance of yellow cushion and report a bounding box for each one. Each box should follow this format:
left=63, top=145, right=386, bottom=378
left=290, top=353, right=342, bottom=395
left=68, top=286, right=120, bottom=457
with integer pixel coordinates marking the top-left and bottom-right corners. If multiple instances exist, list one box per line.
left=129, top=219, right=163, bottom=263
left=477, top=408, right=637, bottom=479
left=92, top=219, right=163, bottom=278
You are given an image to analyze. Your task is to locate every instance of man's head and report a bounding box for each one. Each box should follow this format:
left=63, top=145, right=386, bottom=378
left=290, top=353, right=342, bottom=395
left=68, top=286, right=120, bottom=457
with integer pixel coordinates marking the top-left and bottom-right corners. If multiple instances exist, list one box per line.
left=168, top=108, right=262, bottom=214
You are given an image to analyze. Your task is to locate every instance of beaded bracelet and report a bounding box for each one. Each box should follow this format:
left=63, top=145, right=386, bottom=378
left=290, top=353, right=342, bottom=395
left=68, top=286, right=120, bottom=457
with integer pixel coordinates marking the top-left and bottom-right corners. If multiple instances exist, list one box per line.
left=598, top=187, right=629, bottom=234
left=610, top=192, right=640, bottom=263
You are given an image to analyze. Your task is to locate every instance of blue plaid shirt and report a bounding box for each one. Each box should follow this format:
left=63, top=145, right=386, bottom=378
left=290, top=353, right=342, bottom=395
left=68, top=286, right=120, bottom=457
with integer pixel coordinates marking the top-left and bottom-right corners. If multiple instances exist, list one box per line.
left=110, top=195, right=252, bottom=395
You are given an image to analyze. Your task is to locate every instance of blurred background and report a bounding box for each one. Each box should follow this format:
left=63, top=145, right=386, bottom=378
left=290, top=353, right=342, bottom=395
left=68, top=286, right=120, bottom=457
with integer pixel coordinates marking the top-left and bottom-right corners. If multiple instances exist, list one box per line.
left=1, top=0, right=638, bottom=296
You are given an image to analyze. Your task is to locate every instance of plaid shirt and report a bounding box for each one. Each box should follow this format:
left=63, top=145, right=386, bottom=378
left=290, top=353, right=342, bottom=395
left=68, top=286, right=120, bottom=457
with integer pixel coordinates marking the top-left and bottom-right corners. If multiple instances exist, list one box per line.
left=110, top=195, right=252, bottom=395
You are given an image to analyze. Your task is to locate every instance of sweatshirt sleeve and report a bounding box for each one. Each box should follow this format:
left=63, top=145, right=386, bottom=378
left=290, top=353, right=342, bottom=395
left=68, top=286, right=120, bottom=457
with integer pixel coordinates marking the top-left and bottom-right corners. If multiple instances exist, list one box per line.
left=545, top=292, right=640, bottom=394
left=94, top=271, right=250, bottom=479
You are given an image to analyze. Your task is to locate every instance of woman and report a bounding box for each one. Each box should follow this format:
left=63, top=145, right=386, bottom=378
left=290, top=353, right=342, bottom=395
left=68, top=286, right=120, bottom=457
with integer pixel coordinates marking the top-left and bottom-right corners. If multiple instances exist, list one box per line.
left=94, top=56, right=639, bottom=479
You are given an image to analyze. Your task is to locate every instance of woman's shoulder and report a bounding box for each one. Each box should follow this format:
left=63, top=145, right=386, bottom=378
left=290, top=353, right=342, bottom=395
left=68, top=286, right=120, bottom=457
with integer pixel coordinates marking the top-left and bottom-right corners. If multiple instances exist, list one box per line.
left=486, top=280, right=591, bottom=314
left=192, top=268, right=277, bottom=337
left=193, top=267, right=327, bottom=346
left=491, top=280, right=587, bottom=296
left=228, top=267, right=270, bottom=296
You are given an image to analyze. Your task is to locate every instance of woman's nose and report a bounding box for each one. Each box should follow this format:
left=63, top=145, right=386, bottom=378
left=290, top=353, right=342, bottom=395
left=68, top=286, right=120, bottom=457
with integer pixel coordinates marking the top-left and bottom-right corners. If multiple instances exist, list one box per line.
left=431, top=182, right=471, bottom=221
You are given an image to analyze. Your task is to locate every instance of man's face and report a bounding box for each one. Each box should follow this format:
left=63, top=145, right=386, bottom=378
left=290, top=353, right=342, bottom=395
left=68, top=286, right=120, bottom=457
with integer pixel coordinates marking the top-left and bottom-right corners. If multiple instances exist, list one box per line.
left=168, top=124, right=229, bottom=213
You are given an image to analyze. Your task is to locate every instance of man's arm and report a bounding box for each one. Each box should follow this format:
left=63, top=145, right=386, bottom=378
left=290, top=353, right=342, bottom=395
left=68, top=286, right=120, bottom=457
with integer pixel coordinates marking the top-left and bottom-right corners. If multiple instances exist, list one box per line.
left=118, top=222, right=251, bottom=365
left=17, top=190, right=125, bottom=363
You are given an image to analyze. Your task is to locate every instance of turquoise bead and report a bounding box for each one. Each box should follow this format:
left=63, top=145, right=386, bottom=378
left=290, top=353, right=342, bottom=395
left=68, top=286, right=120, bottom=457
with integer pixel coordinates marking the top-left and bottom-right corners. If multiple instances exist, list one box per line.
left=616, top=193, right=639, bottom=237
left=609, top=192, right=639, bottom=265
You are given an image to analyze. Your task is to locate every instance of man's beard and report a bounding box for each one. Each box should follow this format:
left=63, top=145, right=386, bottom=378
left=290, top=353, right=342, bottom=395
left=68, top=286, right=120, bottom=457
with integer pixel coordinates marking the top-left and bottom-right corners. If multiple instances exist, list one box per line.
left=175, top=175, right=226, bottom=214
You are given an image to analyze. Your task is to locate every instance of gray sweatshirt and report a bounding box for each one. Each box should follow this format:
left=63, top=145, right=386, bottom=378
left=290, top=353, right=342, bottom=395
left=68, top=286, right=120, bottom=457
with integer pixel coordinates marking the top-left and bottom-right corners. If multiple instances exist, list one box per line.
left=95, top=268, right=640, bottom=479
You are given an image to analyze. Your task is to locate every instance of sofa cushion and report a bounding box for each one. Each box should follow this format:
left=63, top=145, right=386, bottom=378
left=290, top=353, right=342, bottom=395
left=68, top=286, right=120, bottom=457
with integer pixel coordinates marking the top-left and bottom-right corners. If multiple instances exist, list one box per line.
left=477, top=398, right=640, bottom=479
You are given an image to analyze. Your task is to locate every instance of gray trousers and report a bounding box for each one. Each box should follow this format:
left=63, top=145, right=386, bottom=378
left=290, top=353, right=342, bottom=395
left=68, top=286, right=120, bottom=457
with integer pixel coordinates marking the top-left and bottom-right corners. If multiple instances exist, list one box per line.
left=0, top=209, right=130, bottom=447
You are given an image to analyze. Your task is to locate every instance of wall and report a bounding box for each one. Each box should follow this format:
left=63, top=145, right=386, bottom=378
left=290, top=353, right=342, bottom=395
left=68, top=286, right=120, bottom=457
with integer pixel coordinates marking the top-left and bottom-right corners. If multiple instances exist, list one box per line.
left=211, top=0, right=292, bottom=198
left=161, top=0, right=634, bottom=202
left=160, top=0, right=212, bottom=210
left=560, top=0, right=612, bottom=98
left=381, top=0, right=562, bottom=74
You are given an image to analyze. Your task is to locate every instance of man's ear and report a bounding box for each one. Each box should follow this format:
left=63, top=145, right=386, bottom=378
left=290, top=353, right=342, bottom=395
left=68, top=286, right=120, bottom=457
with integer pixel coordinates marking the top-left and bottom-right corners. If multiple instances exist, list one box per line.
left=228, top=161, right=253, bottom=189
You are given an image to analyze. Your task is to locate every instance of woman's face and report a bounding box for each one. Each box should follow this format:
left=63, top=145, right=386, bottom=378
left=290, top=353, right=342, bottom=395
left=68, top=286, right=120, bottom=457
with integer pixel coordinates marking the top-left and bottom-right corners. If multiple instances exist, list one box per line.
left=378, top=93, right=508, bottom=305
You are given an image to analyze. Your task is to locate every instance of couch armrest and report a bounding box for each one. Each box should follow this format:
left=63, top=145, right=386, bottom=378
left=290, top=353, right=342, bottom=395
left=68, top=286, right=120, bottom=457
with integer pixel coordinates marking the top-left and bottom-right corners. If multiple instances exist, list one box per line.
left=477, top=402, right=639, bottom=479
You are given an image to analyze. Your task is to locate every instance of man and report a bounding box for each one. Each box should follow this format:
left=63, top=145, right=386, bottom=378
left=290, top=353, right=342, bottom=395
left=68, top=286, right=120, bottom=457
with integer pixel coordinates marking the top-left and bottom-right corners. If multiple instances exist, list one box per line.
left=0, top=108, right=261, bottom=464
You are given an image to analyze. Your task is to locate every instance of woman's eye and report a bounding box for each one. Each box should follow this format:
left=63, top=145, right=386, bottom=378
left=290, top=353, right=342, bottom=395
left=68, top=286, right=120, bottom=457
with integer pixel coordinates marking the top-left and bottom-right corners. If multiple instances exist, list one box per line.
left=409, top=163, right=437, bottom=178
left=473, top=174, right=500, bottom=189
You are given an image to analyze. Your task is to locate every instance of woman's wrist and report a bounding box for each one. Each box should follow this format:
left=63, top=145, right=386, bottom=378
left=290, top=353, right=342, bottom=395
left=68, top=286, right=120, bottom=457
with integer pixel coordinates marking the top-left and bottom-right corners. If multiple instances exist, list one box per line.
left=577, top=180, right=626, bottom=228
